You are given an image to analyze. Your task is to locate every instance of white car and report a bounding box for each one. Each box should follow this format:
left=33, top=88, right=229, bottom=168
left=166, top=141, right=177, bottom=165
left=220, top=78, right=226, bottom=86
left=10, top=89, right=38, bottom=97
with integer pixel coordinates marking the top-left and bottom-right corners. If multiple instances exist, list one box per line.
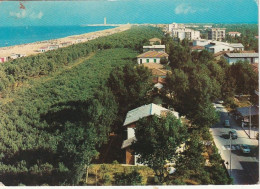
left=240, top=144, right=251, bottom=154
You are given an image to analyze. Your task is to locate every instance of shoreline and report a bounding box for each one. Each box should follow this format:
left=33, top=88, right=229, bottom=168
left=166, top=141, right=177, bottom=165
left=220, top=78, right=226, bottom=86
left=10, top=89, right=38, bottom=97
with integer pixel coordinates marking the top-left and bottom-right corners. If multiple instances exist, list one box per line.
left=0, top=24, right=132, bottom=58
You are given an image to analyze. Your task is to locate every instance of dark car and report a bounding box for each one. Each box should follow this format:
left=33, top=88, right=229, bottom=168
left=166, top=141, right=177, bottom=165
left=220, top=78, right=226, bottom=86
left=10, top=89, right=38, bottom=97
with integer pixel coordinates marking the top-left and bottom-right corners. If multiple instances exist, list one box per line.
left=229, top=130, right=238, bottom=139
left=224, top=120, right=230, bottom=127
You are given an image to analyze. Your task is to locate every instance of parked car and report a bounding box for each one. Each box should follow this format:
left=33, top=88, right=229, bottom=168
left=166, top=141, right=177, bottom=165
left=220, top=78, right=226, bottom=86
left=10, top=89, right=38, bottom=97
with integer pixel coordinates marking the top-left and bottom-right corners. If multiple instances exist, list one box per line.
left=229, top=130, right=238, bottom=139
left=224, top=120, right=230, bottom=127
left=240, top=144, right=251, bottom=154
left=217, top=100, right=224, bottom=104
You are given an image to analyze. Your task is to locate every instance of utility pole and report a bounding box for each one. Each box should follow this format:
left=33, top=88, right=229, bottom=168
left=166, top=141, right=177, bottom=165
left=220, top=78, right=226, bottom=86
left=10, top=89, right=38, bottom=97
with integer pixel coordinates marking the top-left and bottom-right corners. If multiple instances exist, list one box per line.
left=249, top=104, right=252, bottom=139
left=230, top=131, right=232, bottom=177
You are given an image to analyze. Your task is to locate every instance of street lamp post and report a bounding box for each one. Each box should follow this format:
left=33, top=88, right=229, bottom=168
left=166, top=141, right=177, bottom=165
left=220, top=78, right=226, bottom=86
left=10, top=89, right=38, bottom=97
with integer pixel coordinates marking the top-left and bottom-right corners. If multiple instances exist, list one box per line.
left=249, top=105, right=252, bottom=139
left=229, top=131, right=232, bottom=177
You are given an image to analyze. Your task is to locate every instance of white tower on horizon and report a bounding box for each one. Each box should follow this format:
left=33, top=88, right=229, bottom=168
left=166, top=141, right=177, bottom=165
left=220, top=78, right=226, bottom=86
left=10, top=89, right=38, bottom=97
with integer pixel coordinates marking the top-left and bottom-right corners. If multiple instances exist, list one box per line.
left=104, top=17, right=107, bottom=25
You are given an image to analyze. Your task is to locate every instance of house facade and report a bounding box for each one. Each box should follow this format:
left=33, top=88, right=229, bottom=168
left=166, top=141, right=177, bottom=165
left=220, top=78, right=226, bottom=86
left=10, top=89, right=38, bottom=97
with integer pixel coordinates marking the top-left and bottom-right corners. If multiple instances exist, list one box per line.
left=137, top=51, right=168, bottom=64
left=224, top=53, right=259, bottom=64
left=143, top=45, right=165, bottom=52
left=121, top=103, right=179, bottom=165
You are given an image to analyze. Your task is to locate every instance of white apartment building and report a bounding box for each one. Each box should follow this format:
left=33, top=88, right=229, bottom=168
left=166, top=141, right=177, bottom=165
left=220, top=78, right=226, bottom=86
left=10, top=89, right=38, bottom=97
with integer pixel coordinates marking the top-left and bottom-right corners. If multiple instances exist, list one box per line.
left=208, top=28, right=226, bottom=41
left=172, top=28, right=200, bottom=41
left=168, top=22, right=185, bottom=32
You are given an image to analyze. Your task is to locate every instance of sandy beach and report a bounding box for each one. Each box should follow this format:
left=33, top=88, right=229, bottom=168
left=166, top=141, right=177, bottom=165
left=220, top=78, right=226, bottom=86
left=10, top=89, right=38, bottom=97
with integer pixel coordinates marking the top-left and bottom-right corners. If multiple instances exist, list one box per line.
left=0, top=25, right=131, bottom=58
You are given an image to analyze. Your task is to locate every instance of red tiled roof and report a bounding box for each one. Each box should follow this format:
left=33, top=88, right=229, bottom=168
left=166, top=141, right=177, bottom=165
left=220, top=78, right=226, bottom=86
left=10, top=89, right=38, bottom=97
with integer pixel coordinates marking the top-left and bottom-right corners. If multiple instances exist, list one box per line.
left=214, top=51, right=229, bottom=57
left=228, top=32, right=241, bottom=34
left=137, top=51, right=168, bottom=58
left=149, top=38, right=161, bottom=42
left=191, top=46, right=205, bottom=50
left=152, top=68, right=170, bottom=76
left=152, top=77, right=166, bottom=84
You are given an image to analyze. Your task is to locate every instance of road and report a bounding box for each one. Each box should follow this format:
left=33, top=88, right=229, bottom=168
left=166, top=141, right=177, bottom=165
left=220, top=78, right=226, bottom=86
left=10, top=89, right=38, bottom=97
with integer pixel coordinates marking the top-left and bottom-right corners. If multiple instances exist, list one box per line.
left=210, top=103, right=259, bottom=184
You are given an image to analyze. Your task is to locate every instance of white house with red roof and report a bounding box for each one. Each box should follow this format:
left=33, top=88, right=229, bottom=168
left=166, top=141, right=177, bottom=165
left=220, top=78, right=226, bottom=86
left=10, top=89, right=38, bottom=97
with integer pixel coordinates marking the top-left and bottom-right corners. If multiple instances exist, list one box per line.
left=137, top=51, right=168, bottom=64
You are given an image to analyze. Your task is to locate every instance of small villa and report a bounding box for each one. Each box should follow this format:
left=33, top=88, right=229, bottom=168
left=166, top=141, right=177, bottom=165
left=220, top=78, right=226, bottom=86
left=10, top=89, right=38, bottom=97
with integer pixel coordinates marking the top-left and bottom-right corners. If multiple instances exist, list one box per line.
left=121, top=103, right=179, bottom=165
left=137, top=51, right=168, bottom=64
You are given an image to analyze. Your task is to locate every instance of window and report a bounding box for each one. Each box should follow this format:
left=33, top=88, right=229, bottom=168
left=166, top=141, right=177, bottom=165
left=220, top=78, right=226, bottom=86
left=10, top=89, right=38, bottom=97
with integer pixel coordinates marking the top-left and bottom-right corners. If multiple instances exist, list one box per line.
left=154, top=59, right=156, bottom=63
left=140, top=59, right=142, bottom=64
left=146, top=59, right=149, bottom=63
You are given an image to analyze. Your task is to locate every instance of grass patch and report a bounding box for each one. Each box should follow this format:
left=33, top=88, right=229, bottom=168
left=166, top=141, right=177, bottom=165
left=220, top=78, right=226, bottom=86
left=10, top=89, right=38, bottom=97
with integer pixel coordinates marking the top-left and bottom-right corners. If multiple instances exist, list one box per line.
left=86, top=164, right=155, bottom=186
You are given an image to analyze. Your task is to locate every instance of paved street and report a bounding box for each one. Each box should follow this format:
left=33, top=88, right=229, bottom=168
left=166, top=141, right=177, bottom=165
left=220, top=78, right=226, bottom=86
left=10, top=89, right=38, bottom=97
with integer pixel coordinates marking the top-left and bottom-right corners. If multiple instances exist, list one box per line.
left=210, top=103, right=259, bottom=185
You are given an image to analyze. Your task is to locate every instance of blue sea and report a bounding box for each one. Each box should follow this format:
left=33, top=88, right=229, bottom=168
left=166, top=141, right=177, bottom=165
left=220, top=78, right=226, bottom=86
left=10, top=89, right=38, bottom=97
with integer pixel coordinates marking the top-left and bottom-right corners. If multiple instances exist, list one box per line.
left=0, top=26, right=116, bottom=47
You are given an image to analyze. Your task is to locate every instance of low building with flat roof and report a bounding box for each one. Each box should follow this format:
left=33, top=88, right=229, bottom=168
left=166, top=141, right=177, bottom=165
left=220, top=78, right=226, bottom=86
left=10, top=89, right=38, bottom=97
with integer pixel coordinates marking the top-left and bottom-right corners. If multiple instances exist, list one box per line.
left=228, top=32, right=241, bottom=37
left=224, top=53, right=259, bottom=64
left=143, top=45, right=165, bottom=52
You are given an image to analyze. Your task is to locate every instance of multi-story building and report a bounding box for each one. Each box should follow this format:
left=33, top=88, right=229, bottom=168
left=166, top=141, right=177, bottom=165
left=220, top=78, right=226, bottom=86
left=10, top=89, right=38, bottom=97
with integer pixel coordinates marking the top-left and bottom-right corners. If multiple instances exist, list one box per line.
left=208, top=28, right=226, bottom=41
left=168, top=23, right=185, bottom=32
left=172, top=28, right=200, bottom=41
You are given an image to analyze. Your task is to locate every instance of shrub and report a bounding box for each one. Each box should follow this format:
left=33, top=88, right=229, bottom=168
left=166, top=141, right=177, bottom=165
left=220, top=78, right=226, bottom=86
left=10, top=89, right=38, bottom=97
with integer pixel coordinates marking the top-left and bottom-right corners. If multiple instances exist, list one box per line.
left=113, top=170, right=142, bottom=185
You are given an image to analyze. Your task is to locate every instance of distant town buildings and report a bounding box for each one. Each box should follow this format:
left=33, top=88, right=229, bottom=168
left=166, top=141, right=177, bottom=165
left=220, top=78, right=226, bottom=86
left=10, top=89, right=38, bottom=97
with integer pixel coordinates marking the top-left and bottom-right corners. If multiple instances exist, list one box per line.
left=143, top=45, right=165, bottom=52
left=203, top=25, right=212, bottom=28
left=224, top=53, right=259, bottom=64
left=168, top=23, right=200, bottom=41
left=193, top=40, right=244, bottom=54
left=205, top=41, right=244, bottom=54
left=228, top=32, right=241, bottom=37
left=208, top=28, right=226, bottom=41
left=137, top=51, right=168, bottom=64
left=10, top=53, right=26, bottom=59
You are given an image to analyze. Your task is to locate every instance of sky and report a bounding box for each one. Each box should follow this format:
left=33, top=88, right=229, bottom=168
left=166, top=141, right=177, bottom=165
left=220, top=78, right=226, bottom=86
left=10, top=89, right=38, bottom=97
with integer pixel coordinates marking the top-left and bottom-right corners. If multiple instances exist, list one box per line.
left=0, top=0, right=258, bottom=26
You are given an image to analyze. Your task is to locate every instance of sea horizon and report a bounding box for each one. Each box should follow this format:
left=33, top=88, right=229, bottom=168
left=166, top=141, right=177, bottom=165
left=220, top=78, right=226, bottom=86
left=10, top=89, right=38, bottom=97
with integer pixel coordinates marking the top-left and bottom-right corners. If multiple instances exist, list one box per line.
left=1, top=22, right=258, bottom=48
left=0, top=25, right=116, bottom=48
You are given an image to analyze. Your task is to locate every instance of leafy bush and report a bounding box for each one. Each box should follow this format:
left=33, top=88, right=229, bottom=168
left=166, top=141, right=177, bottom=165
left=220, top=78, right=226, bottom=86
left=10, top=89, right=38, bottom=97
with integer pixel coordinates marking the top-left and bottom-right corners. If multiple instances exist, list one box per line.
left=113, top=170, right=142, bottom=185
